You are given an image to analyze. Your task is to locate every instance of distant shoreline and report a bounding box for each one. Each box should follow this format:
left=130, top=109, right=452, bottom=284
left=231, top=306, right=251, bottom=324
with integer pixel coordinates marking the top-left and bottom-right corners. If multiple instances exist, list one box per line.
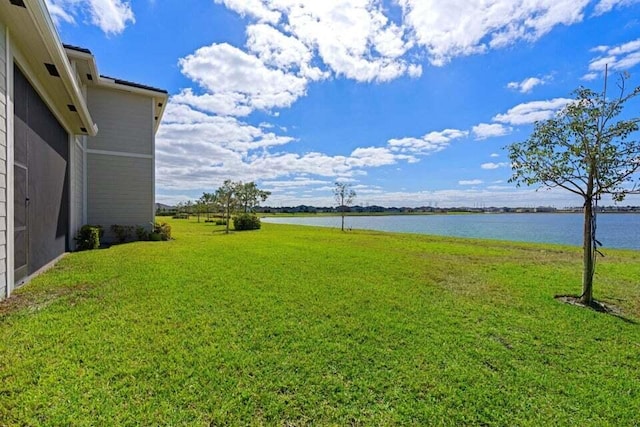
left=259, top=210, right=640, bottom=218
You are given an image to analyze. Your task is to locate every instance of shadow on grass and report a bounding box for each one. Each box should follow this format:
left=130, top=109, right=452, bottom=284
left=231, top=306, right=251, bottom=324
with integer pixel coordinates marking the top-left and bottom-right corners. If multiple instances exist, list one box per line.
left=555, top=294, right=638, bottom=324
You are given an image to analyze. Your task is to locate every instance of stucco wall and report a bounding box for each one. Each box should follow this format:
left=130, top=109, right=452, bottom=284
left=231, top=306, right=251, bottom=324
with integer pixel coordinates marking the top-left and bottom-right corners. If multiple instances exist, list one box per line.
left=0, top=23, right=7, bottom=300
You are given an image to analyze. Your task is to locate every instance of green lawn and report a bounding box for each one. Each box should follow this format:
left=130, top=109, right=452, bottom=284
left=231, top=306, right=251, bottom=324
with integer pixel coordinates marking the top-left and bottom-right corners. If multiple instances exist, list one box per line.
left=1, top=219, right=639, bottom=426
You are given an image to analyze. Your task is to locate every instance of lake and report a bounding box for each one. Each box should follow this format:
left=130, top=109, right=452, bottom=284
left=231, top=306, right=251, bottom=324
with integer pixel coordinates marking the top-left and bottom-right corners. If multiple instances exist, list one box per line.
left=263, top=213, right=640, bottom=250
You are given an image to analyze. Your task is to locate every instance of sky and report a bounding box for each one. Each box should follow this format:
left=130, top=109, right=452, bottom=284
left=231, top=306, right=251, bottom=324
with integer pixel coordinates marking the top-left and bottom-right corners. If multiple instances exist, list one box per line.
left=48, top=0, right=640, bottom=208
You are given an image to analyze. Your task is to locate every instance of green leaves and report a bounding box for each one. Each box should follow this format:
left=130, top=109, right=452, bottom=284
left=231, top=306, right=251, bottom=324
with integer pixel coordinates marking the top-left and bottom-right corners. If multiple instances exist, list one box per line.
left=507, top=76, right=640, bottom=201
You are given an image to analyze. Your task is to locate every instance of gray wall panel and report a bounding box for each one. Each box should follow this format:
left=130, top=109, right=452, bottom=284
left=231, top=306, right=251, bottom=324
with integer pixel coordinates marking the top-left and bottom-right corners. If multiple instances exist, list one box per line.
left=87, top=153, right=153, bottom=234
left=86, top=87, right=152, bottom=155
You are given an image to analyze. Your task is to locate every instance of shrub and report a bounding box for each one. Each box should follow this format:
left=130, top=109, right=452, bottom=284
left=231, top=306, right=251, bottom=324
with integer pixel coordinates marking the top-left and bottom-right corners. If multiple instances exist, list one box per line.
left=135, top=225, right=150, bottom=241
left=233, top=213, right=261, bottom=231
left=111, top=225, right=134, bottom=243
left=153, top=222, right=172, bottom=241
left=75, top=225, right=103, bottom=251
left=215, top=219, right=227, bottom=226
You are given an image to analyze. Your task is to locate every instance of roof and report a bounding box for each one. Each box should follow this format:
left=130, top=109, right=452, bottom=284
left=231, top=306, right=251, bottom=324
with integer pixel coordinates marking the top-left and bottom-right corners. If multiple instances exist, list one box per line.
left=100, top=75, right=169, bottom=95
left=63, top=45, right=168, bottom=131
left=62, top=43, right=92, bottom=55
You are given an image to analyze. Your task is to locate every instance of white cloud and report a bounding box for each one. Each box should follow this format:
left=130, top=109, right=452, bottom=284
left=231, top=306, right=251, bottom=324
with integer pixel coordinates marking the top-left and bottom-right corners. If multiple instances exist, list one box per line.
left=178, top=43, right=309, bottom=116
left=262, top=178, right=331, bottom=189
left=581, top=72, right=599, bottom=81
left=158, top=1, right=640, bottom=206
left=46, top=0, right=135, bottom=34
left=46, top=1, right=75, bottom=24
left=459, top=179, right=483, bottom=185
left=213, top=0, right=421, bottom=84
left=279, top=1, right=419, bottom=82
left=195, top=0, right=634, bottom=117
left=246, top=24, right=327, bottom=81
left=349, top=147, right=413, bottom=167
left=586, top=38, right=640, bottom=76
left=490, top=153, right=500, bottom=158
left=493, top=98, right=573, bottom=125
left=389, top=129, right=468, bottom=155
left=214, top=0, right=281, bottom=23
left=481, top=162, right=510, bottom=170
left=472, top=123, right=512, bottom=140
left=397, top=0, right=589, bottom=65
left=156, top=102, right=422, bottom=192
left=593, top=0, right=640, bottom=15
left=507, top=76, right=549, bottom=93
left=171, top=89, right=253, bottom=117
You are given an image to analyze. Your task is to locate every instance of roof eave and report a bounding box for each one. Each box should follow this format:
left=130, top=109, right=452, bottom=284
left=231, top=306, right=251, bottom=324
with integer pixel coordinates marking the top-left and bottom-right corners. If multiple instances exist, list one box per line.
left=26, top=0, right=98, bottom=135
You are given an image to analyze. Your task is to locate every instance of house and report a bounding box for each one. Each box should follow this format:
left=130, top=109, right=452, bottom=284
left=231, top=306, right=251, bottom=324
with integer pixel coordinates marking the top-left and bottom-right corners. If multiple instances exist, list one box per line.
left=0, top=0, right=168, bottom=299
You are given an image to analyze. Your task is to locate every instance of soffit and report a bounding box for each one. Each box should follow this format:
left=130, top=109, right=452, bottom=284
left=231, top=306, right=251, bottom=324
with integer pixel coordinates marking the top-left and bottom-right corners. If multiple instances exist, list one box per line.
left=0, top=0, right=97, bottom=135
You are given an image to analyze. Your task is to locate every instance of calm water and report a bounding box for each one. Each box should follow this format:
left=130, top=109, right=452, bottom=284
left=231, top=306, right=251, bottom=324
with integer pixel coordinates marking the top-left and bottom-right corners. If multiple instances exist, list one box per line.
left=263, top=213, right=640, bottom=250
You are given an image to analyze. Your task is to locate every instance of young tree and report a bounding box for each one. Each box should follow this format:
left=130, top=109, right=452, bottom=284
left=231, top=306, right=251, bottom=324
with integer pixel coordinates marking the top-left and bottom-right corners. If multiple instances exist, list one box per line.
left=184, top=200, right=194, bottom=219
left=194, top=199, right=207, bottom=223
left=508, top=72, right=640, bottom=305
left=215, top=180, right=239, bottom=234
left=236, top=182, right=271, bottom=213
left=333, top=182, right=356, bottom=232
left=199, top=192, right=216, bottom=220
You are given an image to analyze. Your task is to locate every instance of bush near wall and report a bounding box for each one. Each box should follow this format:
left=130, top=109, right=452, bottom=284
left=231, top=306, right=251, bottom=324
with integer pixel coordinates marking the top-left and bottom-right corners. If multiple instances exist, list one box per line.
left=150, top=222, right=172, bottom=241
left=75, top=225, right=103, bottom=251
left=111, top=225, right=134, bottom=243
left=136, top=226, right=150, bottom=241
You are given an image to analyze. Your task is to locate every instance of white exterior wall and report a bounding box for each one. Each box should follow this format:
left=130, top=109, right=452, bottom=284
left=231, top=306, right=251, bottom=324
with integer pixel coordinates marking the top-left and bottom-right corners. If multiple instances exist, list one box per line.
left=0, top=23, right=7, bottom=299
left=86, top=86, right=154, bottom=239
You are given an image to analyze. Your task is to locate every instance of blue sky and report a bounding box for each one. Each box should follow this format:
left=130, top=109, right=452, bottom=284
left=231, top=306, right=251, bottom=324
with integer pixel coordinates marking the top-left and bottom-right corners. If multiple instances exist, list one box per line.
left=49, top=0, right=640, bottom=207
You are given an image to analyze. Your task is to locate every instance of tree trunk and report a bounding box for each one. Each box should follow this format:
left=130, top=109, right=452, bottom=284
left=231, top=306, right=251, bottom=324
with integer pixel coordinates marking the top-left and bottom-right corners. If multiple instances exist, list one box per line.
left=225, top=201, right=231, bottom=234
left=580, top=198, right=594, bottom=305
left=341, top=212, right=345, bottom=232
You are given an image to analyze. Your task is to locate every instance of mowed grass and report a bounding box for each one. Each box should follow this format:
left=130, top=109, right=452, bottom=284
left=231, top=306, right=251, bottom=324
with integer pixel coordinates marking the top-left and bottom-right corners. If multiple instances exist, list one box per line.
left=1, top=219, right=639, bottom=426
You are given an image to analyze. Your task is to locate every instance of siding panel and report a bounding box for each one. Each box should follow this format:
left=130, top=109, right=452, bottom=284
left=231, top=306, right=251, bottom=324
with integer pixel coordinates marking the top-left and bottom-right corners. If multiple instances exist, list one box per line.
left=87, top=154, right=153, bottom=234
left=86, top=87, right=152, bottom=155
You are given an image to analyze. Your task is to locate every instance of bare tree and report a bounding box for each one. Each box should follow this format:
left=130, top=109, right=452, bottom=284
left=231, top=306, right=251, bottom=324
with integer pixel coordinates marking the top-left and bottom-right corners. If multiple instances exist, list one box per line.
left=333, top=182, right=356, bottom=232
